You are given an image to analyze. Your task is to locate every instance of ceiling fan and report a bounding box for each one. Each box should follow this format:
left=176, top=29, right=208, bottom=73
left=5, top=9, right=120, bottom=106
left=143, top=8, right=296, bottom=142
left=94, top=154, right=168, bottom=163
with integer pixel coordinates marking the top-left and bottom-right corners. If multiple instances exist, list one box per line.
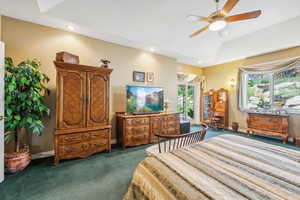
left=187, top=0, right=262, bottom=37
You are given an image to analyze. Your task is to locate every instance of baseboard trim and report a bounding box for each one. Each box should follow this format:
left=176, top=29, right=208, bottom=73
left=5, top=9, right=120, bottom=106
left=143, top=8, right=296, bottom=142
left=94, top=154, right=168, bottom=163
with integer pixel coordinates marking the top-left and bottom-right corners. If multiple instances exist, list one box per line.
left=32, top=150, right=54, bottom=160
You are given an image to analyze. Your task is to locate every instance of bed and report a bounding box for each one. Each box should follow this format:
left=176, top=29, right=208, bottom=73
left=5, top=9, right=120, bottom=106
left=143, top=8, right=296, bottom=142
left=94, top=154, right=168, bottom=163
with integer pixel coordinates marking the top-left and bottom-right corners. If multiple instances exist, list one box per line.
left=124, top=134, right=300, bottom=200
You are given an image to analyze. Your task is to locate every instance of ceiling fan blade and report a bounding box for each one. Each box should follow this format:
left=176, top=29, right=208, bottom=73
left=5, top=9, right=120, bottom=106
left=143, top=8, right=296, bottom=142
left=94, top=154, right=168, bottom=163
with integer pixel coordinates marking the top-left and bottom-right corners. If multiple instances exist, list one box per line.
left=186, top=15, right=212, bottom=22
left=190, top=26, right=209, bottom=37
left=225, top=10, right=262, bottom=22
left=220, top=0, right=239, bottom=16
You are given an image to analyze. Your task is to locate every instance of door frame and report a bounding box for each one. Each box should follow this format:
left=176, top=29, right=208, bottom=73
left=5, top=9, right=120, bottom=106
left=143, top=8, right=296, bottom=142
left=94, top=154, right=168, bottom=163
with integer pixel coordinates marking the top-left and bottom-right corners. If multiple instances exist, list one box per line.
left=0, top=42, right=4, bottom=183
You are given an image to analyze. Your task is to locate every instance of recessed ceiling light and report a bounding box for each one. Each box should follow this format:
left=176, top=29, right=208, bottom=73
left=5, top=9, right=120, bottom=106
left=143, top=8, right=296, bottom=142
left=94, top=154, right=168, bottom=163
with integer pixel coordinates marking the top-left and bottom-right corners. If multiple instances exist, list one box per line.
left=67, top=25, right=75, bottom=31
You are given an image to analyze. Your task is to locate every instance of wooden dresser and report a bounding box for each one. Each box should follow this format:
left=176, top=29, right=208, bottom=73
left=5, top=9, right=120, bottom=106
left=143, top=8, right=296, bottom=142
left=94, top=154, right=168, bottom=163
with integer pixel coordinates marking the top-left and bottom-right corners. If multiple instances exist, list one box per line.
left=117, top=112, right=180, bottom=148
left=53, top=61, right=113, bottom=164
left=247, top=113, right=289, bottom=144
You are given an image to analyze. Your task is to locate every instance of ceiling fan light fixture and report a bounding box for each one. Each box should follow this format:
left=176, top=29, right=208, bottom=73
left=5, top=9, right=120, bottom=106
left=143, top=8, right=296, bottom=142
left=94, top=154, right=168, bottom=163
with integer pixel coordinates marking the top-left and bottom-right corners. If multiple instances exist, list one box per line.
left=209, top=20, right=227, bottom=31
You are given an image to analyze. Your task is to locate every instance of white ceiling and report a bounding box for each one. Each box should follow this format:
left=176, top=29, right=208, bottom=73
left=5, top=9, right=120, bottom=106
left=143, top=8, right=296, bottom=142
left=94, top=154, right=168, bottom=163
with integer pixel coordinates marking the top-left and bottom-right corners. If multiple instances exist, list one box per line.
left=0, top=0, right=300, bottom=66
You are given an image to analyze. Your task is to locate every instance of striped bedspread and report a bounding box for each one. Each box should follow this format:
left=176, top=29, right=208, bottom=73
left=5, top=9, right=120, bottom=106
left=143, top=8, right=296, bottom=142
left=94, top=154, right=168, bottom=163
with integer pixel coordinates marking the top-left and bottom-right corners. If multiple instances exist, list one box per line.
left=123, top=135, right=300, bottom=200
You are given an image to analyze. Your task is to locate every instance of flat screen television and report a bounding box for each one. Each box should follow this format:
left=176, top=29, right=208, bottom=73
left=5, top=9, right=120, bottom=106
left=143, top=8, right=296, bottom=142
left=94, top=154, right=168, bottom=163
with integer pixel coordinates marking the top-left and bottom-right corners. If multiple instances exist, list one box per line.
left=126, top=85, right=164, bottom=113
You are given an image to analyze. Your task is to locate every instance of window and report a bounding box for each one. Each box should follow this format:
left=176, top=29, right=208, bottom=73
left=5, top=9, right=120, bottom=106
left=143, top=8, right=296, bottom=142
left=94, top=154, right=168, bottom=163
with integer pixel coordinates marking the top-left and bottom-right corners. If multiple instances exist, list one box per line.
left=247, top=73, right=272, bottom=109
left=274, top=67, right=300, bottom=109
left=244, top=62, right=300, bottom=112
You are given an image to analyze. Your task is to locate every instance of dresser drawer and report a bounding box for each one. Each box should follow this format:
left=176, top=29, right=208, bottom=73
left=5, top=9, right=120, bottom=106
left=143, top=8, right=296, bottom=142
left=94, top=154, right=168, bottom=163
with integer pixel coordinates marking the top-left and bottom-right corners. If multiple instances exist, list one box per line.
left=126, top=118, right=149, bottom=126
left=82, top=132, right=91, bottom=141
left=90, top=129, right=109, bottom=140
left=125, top=125, right=149, bottom=135
left=58, top=134, right=82, bottom=144
left=166, top=115, right=176, bottom=121
left=133, top=126, right=149, bottom=135
left=58, top=143, right=83, bottom=156
left=90, top=139, right=108, bottom=150
left=127, top=134, right=148, bottom=146
left=167, top=121, right=176, bottom=127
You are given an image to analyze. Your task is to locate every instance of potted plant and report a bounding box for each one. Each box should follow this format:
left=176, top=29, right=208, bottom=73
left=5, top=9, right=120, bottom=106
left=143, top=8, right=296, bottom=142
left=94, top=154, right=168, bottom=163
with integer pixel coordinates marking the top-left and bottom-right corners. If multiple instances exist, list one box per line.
left=4, top=57, right=50, bottom=173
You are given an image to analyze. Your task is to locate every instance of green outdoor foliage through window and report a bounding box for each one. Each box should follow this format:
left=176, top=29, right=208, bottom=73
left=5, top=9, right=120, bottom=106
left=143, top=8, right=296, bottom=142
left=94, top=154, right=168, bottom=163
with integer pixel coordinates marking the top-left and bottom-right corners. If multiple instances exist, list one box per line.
left=246, top=63, right=300, bottom=110
left=177, top=84, right=194, bottom=119
left=274, top=67, right=300, bottom=109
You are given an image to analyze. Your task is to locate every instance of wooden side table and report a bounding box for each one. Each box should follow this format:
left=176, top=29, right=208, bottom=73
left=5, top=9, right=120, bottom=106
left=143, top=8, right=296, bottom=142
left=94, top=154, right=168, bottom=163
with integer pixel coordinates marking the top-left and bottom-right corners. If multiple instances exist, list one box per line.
left=247, top=112, right=289, bottom=144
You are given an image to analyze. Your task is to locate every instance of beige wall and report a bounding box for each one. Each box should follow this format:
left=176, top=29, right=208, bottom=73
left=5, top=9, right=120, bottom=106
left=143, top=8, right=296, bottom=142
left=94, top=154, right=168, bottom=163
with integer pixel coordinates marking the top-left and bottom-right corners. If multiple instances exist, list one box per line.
left=202, top=47, right=300, bottom=139
left=2, top=16, right=201, bottom=153
left=177, top=63, right=203, bottom=76
left=0, top=16, right=2, bottom=41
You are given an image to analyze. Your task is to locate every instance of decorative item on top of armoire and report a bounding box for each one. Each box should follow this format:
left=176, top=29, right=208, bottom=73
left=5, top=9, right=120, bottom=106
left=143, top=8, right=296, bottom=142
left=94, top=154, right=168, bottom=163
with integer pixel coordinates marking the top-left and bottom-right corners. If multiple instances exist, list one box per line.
left=201, top=89, right=229, bottom=129
left=100, top=59, right=111, bottom=68
left=53, top=53, right=113, bottom=165
left=56, top=51, right=79, bottom=64
left=116, top=112, right=180, bottom=148
left=247, top=112, right=289, bottom=144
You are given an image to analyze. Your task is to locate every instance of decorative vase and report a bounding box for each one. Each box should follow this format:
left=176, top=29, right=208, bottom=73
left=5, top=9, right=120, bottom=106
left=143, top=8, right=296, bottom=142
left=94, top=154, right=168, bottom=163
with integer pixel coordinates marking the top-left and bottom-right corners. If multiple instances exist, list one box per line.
left=100, top=59, right=111, bottom=68
left=232, top=122, right=239, bottom=132
left=4, top=149, right=31, bottom=174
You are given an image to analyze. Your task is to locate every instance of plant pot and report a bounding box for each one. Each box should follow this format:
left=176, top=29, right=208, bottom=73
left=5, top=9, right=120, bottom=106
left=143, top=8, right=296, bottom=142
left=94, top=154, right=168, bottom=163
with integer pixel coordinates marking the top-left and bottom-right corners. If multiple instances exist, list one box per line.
left=232, top=122, right=239, bottom=132
left=4, top=149, right=31, bottom=174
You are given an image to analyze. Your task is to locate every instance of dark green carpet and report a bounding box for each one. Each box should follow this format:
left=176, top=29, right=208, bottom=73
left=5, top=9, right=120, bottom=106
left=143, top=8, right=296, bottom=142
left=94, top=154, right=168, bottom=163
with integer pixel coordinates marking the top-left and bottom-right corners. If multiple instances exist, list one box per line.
left=1, top=128, right=299, bottom=200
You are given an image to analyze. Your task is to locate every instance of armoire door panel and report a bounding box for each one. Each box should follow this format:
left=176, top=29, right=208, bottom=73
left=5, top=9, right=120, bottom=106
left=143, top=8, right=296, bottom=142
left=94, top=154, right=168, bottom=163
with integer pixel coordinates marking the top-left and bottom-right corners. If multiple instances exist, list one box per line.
left=57, top=70, right=86, bottom=129
left=87, top=72, right=109, bottom=127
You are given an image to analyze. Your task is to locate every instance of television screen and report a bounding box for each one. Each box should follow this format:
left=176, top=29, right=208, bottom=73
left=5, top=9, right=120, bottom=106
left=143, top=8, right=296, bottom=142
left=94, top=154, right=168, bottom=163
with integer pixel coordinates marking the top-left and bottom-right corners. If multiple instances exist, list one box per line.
left=126, top=85, right=164, bottom=113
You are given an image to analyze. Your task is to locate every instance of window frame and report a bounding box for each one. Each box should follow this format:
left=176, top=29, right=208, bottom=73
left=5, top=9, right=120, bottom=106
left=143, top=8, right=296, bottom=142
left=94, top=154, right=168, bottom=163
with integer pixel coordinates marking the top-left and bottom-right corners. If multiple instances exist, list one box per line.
left=242, top=63, right=300, bottom=114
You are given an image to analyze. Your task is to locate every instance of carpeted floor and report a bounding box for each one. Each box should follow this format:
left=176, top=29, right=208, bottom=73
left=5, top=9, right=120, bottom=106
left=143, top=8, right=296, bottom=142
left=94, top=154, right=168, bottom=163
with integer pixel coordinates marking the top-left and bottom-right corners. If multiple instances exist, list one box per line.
left=1, top=127, right=299, bottom=200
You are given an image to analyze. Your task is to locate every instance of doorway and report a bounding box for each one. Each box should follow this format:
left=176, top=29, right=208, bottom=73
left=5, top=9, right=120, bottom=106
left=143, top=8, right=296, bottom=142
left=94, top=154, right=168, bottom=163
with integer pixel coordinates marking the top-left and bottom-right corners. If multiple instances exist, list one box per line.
left=177, top=84, right=196, bottom=121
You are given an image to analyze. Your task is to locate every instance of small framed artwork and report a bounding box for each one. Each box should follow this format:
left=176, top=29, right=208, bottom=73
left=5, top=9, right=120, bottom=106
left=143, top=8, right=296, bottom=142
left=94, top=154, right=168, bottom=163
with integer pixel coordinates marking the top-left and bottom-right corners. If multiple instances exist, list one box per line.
left=133, top=71, right=145, bottom=82
left=147, top=72, right=154, bottom=82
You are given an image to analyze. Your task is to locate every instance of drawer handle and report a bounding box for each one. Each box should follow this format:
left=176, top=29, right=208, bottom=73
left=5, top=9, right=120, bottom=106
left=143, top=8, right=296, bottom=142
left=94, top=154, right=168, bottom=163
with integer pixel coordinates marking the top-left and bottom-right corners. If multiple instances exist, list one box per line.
left=82, top=143, right=90, bottom=149
left=66, top=148, right=75, bottom=153
left=65, top=136, right=77, bottom=141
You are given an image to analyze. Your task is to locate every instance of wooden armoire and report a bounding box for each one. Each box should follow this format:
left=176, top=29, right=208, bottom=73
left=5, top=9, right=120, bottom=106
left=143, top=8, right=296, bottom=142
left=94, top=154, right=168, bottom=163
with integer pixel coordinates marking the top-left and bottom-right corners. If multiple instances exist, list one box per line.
left=53, top=61, right=113, bottom=164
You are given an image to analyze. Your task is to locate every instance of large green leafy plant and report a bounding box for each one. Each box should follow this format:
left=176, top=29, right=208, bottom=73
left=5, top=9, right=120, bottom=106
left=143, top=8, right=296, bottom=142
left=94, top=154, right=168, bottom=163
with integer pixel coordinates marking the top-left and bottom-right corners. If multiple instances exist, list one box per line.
left=4, top=57, right=50, bottom=152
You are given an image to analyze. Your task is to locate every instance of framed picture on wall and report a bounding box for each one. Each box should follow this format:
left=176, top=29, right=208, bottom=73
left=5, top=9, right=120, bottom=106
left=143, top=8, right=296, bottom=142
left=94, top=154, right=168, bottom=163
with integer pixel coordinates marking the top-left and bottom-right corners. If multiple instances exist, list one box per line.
left=133, top=71, right=145, bottom=82
left=147, top=72, right=154, bottom=82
